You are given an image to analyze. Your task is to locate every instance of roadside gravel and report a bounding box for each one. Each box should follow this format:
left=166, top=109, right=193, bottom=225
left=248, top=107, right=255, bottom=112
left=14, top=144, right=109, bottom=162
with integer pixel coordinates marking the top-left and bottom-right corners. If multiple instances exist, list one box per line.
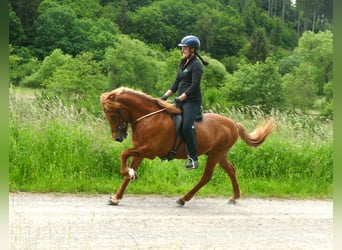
left=9, top=193, right=333, bottom=250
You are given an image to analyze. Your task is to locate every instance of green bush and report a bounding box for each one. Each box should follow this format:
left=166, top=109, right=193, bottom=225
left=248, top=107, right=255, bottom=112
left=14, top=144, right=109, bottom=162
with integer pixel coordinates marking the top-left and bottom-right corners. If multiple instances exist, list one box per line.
left=9, top=89, right=332, bottom=198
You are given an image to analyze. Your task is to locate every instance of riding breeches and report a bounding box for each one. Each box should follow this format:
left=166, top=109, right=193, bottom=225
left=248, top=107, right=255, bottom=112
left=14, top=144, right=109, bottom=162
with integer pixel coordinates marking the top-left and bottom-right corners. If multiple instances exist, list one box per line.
left=180, top=101, right=201, bottom=161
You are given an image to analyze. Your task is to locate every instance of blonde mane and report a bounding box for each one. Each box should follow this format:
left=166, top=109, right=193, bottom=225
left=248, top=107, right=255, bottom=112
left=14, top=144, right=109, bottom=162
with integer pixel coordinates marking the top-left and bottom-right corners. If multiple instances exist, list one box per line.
left=100, top=87, right=181, bottom=114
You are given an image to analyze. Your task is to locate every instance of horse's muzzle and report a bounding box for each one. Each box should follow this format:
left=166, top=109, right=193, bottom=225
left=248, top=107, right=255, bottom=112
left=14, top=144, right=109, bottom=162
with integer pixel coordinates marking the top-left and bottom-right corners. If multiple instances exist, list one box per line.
left=112, top=133, right=124, bottom=142
left=115, top=136, right=124, bottom=142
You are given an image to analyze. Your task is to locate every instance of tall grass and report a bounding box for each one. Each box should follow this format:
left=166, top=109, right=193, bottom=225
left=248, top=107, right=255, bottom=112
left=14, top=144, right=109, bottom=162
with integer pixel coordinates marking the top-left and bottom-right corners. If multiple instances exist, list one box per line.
left=9, top=89, right=333, bottom=198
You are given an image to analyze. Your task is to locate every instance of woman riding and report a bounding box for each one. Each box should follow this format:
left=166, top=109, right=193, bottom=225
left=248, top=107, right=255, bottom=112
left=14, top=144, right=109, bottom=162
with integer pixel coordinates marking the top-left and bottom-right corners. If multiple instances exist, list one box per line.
left=161, top=35, right=209, bottom=170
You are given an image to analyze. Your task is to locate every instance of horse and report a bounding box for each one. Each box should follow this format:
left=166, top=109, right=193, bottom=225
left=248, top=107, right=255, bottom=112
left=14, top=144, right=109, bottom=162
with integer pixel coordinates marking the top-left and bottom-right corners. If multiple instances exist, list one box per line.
left=100, top=87, right=275, bottom=206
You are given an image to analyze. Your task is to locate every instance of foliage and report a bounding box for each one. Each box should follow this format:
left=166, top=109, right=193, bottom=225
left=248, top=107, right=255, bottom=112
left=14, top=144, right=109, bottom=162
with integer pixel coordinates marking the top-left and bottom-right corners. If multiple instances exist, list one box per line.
left=277, top=54, right=303, bottom=75
left=195, top=4, right=247, bottom=58
left=8, top=0, right=333, bottom=200
left=81, top=18, right=120, bottom=60
left=279, top=30, right=333, bottom=114
left=104, top=35, right=164, bottom=94
left=126, top=3, right=178, bottom=49
left=224, top=58, right=284, bottom=112
left=246, top=27, right=270, bottom=63
left=9, top=45, right=41, bottom=86
left=200, top=57, right=231, bottom=109
left=32, top=3, right=120, bottom=60
left=32, top=6, right=84, bottom=59
left=294, top=30, right=333, bottom=95
left=9, top=4, right=26, bottom=46
left=20, top=48, right=70, bottom=88
left=41, top=52, right=108, bottom=115
left=282, top=63, right=318, bottom=112
left=155, top=49, right=181, bottom=96
left=9, top=90, right=332, bottom=198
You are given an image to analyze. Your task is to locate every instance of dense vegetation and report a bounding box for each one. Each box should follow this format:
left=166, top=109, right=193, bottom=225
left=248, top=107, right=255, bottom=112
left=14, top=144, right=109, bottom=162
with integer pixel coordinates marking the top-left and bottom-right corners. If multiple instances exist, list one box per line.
left=9, top=0, right=333, bottom=197
left=9, top=88, right=332, bottom=198
left=9, top=0, right=333, bottom=117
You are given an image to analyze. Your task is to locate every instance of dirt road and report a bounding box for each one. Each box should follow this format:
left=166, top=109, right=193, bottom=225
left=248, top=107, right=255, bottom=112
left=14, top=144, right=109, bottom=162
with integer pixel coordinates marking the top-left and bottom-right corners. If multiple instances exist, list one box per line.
left=9, top=193, right=333, bottom=250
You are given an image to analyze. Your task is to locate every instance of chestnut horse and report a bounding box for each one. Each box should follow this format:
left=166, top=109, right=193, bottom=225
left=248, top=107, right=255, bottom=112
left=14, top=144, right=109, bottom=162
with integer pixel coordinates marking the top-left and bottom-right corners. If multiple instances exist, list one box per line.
left=100, top=87, right=275, bottom=206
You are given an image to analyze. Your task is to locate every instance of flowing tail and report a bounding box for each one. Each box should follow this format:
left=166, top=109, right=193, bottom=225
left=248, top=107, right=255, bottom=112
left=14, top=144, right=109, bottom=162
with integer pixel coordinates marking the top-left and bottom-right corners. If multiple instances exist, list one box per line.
left=237, top=119, right=276, bottom=147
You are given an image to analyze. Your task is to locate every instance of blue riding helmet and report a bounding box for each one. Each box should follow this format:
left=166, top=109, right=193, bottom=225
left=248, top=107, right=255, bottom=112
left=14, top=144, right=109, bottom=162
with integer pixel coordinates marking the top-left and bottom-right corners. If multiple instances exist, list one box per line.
left=178, top=35, right=200, bottom=50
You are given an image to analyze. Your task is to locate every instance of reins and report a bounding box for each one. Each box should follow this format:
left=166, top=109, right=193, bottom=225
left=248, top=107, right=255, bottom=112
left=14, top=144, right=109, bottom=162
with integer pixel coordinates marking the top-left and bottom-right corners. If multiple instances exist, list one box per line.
left=132, top=108, right=168, bottom=125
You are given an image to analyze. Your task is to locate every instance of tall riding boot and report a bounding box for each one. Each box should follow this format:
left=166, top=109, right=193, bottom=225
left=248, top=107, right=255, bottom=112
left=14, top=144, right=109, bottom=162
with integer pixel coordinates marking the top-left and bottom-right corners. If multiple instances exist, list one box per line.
left=184, top=125, right=199, bottom=170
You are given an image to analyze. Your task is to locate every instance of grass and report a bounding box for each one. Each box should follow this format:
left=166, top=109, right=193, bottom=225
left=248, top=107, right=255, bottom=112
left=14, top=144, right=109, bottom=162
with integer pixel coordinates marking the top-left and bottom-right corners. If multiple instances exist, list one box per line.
left=9, top=87, right=333, bottom=199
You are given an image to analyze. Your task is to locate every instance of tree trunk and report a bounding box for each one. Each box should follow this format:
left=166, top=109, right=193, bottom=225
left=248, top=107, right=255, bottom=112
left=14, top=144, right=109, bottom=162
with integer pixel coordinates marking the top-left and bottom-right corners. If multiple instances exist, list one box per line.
left=312, top=8, right=316, bottom=32
left=297, top=0, right=301, bottom=36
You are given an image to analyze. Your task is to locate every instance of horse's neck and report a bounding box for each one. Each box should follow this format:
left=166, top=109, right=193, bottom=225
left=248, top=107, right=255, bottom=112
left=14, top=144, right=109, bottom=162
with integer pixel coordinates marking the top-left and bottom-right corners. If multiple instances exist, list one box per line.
left=122, top=98, right=159, bottom=122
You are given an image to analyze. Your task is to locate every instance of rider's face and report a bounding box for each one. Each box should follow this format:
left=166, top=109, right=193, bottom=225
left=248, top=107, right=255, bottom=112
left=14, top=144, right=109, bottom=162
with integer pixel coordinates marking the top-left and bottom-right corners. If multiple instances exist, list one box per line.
left=181, top=46, right=190, bottom=58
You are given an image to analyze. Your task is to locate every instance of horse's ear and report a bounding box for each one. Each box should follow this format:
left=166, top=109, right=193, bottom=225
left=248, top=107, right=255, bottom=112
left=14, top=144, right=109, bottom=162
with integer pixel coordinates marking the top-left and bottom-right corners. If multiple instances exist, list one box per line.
left=101, top=92, right=116, bottom=102
left=100, top=93, right=109, bottom=103
left=107, top=94, right=115, bottom=101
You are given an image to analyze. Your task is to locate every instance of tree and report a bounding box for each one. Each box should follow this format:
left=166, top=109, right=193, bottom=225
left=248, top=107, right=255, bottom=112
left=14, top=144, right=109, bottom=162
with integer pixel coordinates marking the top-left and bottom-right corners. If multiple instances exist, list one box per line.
left=9, top=4, right=26, bottom=46
left=32, top=6, right=85, bottom=59
left=42, top=52, right=108, bottom=114
left=155, top=49, right=181, bottom=96
left=200, top=58, right=231, bottom=109
left=296, top=0, right=332, bottom=34
left=10, top=0, right=42, bottom=45
left=246, top=28, right=270, bottom=63
left=294, top=30, right=333, bottom=95
left=9, top=45, right=40, bottom=86
left=78, top=18, right=120, bottom=61
left=196, top=5, right=247, bottom=59
left=126, top=4, right=178, bottom=49
left=225, top=58, right=284, bottom=112
left=277, top=54, right=303, bottom=75
left=270, top=18, right=297, bottom=48
left=282, top=63, right=318, bottom=112
left=104, top=35, right=163, bottom=94
left=20, top=49, right=71, bottom=88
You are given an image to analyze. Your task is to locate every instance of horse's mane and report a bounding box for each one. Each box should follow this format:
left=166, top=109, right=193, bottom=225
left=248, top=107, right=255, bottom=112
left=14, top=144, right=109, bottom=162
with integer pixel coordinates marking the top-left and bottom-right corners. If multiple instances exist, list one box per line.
left=100, top=87, right=182, bottom=114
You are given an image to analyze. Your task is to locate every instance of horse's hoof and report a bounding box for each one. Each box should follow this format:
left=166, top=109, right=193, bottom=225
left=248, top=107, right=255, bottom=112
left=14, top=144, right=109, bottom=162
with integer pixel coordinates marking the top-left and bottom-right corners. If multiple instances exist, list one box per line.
left=108, top=196, right=120, bottom=205
left=228, top=199, right=236, bottom=205
left=176, top=198, right=185, bottom=206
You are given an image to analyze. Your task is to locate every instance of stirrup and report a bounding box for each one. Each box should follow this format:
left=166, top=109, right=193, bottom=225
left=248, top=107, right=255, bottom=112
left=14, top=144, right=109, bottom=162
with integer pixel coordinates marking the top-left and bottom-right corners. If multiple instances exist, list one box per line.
left=185, top=158, right=199, bottom=170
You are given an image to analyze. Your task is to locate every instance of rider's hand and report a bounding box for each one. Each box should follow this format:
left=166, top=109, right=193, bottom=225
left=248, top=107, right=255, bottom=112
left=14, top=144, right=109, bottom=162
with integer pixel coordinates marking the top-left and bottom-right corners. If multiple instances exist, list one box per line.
left=173, top=97, right=181, bottom=104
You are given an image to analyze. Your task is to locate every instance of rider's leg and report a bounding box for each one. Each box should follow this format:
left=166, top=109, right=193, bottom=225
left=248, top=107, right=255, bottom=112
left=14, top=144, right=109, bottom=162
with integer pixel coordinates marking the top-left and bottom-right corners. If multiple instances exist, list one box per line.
left=182, top=101, right=201, bottom=169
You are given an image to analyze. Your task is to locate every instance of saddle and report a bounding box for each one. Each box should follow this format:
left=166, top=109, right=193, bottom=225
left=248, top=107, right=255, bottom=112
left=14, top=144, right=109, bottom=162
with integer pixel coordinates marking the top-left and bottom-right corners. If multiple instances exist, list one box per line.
left=160, top=108, right=203, bottom=161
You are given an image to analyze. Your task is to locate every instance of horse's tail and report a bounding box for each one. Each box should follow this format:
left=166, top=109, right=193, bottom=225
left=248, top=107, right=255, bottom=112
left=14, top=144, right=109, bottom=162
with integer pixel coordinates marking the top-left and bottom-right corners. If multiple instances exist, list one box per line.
left=237, top=119, right=276, bottom=147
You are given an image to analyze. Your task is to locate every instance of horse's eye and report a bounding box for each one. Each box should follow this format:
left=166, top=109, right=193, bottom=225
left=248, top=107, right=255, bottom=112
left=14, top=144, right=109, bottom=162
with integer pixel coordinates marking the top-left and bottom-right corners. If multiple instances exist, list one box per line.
left=110, top=114, right=118, bottom=121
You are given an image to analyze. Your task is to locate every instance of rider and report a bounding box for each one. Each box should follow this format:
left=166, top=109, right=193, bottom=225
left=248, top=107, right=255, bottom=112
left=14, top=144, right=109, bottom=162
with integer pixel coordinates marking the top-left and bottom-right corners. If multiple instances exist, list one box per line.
left=161, top=35, right=209, bottom=170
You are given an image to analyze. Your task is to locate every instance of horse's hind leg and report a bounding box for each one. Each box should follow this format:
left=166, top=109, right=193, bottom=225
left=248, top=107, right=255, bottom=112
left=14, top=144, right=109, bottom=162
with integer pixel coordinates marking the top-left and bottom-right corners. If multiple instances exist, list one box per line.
left=177, top=155, right=217, bottom=206
left=109, top=156, right=143, bottom=205
left=218, top=156, right=240, bottom=204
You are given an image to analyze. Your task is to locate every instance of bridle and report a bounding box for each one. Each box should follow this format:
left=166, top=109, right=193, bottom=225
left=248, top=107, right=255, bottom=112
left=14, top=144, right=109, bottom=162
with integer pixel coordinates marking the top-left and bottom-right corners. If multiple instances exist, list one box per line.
left=104, top=108, right=128, bottom=139
left=104, top=107, right=167, bottom=140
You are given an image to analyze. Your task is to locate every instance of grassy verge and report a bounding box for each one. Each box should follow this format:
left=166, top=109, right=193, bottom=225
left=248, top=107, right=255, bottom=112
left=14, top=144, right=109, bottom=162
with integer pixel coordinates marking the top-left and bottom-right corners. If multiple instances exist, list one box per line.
left=9, top=88, right=333, bottom=199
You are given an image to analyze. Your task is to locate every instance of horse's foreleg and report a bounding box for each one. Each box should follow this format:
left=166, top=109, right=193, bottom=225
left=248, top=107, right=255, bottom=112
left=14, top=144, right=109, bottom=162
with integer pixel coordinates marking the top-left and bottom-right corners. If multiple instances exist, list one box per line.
left=218, top=156, right=240, bottom=204
left=119, top=148, right=140, bottom=178
left=109, top=156, right=143, bottom=205
left=177, top=156, right=217, bottom=206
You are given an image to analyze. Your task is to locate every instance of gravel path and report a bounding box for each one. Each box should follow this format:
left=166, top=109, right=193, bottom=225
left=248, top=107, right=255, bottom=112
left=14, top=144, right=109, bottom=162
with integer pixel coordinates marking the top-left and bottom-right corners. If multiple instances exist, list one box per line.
left=9, top=192, right=333, bottom=250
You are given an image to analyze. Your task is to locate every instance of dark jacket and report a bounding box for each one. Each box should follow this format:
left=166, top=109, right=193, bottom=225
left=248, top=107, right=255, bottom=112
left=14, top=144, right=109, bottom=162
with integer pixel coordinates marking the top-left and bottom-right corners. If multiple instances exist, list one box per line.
left=170, top=56, right=203, bottom=102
